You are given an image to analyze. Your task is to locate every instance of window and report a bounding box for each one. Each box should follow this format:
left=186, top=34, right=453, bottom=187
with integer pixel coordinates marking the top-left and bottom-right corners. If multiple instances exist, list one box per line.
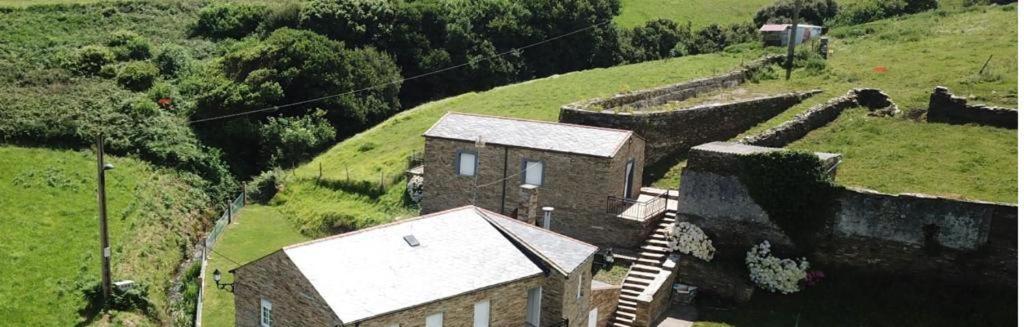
left=623, top=159, right=635, bottom=198
left=576, top=274, right=583, bottom=300
left=523, top=160, right=543, bottom=186
left=457, top=151, right=477, bottom=176
left=260, top=298, right=273, bottom=327
left=426, top=312, right=444, bottom=327
left=473, top=300, right=490, bottom=327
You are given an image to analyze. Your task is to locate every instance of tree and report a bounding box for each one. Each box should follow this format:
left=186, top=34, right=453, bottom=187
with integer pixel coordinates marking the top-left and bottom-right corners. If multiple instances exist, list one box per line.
left=753, top=0, right=839, bottom=26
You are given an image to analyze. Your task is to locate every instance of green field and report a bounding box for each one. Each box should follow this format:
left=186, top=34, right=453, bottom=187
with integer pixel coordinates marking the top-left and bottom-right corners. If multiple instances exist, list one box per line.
left=615, top=0, right=774, bottom=28
left=0, top=146, right=211, bottom=326
left=200, top=205, right=309, bottom=327
left=651, top=5, right=1018, bottom=199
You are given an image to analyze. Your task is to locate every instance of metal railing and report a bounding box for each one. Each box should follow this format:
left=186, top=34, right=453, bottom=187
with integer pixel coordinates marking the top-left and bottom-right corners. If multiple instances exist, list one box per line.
left=196, top=192, right=245, bottom=327
left=606, top=190, right=668, bottom=222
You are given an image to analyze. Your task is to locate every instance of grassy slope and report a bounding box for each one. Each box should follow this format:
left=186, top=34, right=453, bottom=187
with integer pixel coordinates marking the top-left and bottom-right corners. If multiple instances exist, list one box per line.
left=652, top=5, right=1018, bottom=200
left=615, top=0, right=773, bottom=28
left=0, top=146, right=210, bottom=326
left=279, top=52, right=758, bottom=235
left=200, top=206, right=309, bottom=327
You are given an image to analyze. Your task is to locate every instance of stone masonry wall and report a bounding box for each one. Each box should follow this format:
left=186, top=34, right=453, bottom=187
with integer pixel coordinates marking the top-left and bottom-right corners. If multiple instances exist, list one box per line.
left=422, top=136, right=649, bottom=249
left=589, top=281, right=620, bottom=327
left=362, top=276, right=544, bottom=327
left=740, top=88, right=898, bottom=147
left=927, top=86, right=1017, bottom=128
left=234, top=251, right=342, bottom=327
left=677, top=141, right=1018, bottom=286
left=561, top=90, right=820, bottom=164
left=543, top=256, right=595, bottom=327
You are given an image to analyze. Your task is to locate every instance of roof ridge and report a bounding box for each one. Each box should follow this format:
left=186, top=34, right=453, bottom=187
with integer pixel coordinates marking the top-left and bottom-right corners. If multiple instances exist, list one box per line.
left=476, top=206, right=599, bottom=251
left=440, top=111, right=635, bottom=135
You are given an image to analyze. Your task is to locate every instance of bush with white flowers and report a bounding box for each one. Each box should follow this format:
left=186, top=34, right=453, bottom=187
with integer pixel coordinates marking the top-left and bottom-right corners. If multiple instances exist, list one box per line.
left=745, top=240, right=809, bottom=294
left=406, top=175, right=424, bottom=203
left=666, top=221, right=715, bottom=261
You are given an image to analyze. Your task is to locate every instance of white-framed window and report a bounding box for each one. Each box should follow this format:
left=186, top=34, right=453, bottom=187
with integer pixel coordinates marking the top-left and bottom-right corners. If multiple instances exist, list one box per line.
left=457, top=151, right=478, bottom=176
left=523, top=160, right=543, bottom=186
left=426, top=312, right=444, bottom=327
left=260, top=298, right=273, bottom=327
left=473, top=300, right=491, bottom=327
left=576, top=274, right=583, bottom=300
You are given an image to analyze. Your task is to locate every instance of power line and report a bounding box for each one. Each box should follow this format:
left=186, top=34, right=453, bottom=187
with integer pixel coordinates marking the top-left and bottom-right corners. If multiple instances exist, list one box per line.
left=187, top=20, right=613, bottom=125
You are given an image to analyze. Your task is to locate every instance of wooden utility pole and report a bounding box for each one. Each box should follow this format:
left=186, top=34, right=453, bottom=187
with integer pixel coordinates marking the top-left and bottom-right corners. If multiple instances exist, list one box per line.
left=95, top=134, right=112, bottom=303
left=785, top=0, right=801, bottom=80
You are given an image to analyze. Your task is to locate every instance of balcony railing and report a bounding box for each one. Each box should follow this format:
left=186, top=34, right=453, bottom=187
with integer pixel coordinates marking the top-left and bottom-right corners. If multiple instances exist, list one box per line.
left=606, top=190, right=668, bottom=222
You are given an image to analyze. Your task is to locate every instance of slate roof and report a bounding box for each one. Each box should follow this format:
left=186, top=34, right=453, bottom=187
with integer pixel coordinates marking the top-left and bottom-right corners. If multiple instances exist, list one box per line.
left=423, top=112, right=634, bottom=158
left=277, top=206, right=595, bottom=324
left=479, top=208, right=598, bottom=275
left=759, top=24, right=789, bottom=32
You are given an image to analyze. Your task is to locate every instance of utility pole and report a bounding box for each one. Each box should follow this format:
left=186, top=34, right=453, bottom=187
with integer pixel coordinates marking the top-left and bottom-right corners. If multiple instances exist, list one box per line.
left=95, top=134, right=113, bottom=304
left=785, top=0, right=801, bottom=80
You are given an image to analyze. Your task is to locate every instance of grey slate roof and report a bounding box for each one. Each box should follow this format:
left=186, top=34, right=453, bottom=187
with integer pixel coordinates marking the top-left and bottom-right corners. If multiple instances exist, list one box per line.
left=423, top=112, right=633, bottom=157
left=279, top=206, right=595, bottom=324
left=479, top=208, right=598, bottom=275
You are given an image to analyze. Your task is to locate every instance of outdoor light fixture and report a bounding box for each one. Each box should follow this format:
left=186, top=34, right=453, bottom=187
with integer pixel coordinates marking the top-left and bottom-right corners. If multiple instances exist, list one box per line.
left=213, top=269, right=233, bottom=291
left=103, top=163, right=115, bottom=171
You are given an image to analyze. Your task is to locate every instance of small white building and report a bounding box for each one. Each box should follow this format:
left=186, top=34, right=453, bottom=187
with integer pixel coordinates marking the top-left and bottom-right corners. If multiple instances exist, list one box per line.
left=759, top=24, right=823, bottom=46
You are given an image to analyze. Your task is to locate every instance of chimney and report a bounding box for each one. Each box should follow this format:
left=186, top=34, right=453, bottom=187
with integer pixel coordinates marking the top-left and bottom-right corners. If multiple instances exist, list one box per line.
left=541, top=207, right=554, bottom=229
left=517, top=184, right=539, bottom=225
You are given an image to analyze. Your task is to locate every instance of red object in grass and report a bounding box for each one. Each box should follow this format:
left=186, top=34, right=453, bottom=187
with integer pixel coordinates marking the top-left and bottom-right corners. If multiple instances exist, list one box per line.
left=872, top=66, right=888, bottom=73
left=158, top=98, right=174, bottom=110
left=803, top=270, right=826, bottom=287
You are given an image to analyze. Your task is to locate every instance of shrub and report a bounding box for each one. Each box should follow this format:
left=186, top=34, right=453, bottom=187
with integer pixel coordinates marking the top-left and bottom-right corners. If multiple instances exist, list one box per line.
left=193, top=3, right=270, bottom=39
left=246, top=169, right=285, bottom=203
left=107, top=30, right=151, bottom=60
left=618, top=19, right=691, bottom=63
left=406, top=175, right=423, bottom=203
left=690, top=24, right=728, bottom=54
left=754, top=0, right=839, bottom=26
left=117, top=61, right=159, bottom=91
left=666, top=221, right=715, bottom=261
left=299, top=0, right=398, bottom=45
left=746, top=241, right=810, bottom=294
left=258, top=110, right=337, bottom=168
left=153, top=44, right=192, bottom=77
left=81, top=281, right=154, bottom=316
left=69, top=45, right=115, bottom=75
left=833, top=0, right=938, bottom=25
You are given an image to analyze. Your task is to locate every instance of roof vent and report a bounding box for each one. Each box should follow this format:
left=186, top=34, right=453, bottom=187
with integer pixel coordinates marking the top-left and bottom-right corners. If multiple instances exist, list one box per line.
left=403, top=235, right=420, bottom=247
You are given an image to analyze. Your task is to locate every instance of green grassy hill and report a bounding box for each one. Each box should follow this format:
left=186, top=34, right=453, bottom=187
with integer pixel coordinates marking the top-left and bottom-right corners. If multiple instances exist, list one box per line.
left=0, top=146, right=212, bottom=326
left=615, top=0, right=774, bottom=27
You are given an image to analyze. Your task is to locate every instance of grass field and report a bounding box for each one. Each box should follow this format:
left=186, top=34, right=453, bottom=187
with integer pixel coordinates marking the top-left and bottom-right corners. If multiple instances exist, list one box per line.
left=0, top=146, right=211, bottom=326
left=651, top=5, right=1018, bottom=199
left=200, top=205, right=309, bottom=327
left=615, top=0, right=773, bottom=28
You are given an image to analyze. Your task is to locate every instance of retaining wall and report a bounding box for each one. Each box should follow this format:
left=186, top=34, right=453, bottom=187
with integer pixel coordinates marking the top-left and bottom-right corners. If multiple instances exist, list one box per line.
left=678, top=141, right=1017, bottom=286
left=927, top=86, right=1017, bottom=128
left=740, top=88, right=898, bottom=147
left=561, top=90, right=820, bottom=164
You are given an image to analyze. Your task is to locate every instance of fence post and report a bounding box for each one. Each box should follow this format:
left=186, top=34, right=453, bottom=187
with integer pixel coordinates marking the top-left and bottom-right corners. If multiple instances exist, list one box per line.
left=241, top=182, right=247, bottom=205
left=379, top=171, right=384, bottom=193
left=227, top=200, right=232, bottom=224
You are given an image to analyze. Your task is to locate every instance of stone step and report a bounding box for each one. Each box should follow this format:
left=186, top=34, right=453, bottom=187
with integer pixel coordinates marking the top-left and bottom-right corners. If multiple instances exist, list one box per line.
left=613, top=322, right=631, bottom=327
left=613, top=315, right=633, bottom=324
left=622, top=282, right=646, bottom=290
left=629, top=270, right=660, bottom=279
left=632, top=264, right=661, bottom=273
left=641, top=245, right=669, bottom=253
left=651, top=233, right=667, bottom=239
left=640, top=251, right=665, bottom=258
left=617, top=311, right=636, bottom=319
left=665, top=211, right=677, bottom=217
left=647, top=239, right=669, bottom=246
left=635, top=257, right=661, bottom=265
left=658, top=222, right=671, bottom=227
left=624, top=276, right=653, bottom=285
left=620, top=288, right=642, bottom=296
left=619, top=298, right=637, bottom=306
left=617, top=304, right=637, bottom=313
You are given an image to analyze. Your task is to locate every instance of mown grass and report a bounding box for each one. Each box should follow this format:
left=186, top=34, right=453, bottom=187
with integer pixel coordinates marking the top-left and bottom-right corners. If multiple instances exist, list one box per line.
left=651, top=5, right=1018, bottom=198
left=0, top=146, right=211, bottom=326
left=200, top=205, right=309, bottom=327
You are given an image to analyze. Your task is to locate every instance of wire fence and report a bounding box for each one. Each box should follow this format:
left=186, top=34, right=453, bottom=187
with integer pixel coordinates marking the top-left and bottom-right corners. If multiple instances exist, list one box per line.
left=195, top=191, right=245, bottom=327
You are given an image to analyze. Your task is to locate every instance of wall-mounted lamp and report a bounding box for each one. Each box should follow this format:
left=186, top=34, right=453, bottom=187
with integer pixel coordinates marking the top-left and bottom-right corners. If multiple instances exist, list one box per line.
left=212, top=269, right=234, bottom=292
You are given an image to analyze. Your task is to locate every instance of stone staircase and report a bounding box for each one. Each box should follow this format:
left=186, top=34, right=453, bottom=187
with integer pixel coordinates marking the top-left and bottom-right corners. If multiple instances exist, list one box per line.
left=611, top=210, right=677, bottom=327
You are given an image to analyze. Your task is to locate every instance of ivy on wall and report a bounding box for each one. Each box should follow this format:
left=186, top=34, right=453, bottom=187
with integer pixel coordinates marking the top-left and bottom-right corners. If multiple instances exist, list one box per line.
left=737, top=151, right=840, bottom=250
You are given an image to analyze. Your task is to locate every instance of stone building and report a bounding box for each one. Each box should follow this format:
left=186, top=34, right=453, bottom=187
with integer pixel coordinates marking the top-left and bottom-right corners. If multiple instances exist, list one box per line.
left=233, top=206, right=598, bottom=327
left=420, top=113, right=659, bottom=249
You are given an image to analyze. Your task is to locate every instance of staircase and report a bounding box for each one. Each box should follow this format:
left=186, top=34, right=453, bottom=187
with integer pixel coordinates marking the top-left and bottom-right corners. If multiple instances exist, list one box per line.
left=611, top=210, right=677, bottom=327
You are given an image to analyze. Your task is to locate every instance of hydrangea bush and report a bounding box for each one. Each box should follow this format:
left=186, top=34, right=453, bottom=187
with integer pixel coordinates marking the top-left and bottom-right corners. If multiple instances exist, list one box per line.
left=745, top=241, right=810, bottom=294
left=666, top=221, right=715, bottom=261
left=406, top=175, right=424, bottom=203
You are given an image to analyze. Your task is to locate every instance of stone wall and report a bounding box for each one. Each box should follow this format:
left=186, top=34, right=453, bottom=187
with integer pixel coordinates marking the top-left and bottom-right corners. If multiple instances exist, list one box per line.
left=674, top=255, right=754, bottom=303
left=633, top=254, right=680, bottom=327
left=678, top=141, right=1017, bottom=287
left=566, top=55, right=784, bottom=111
left=740, top=88, right=898, bottom=147
left=927, top=86, right=1017, bottom=128
left=542, top=256, right=595, bottom=327
left=364, top=276, right=544, bottom=327
left=234, top=251, right=342, bottom=327
left=589, top=281, right=620, bottom=327
left=560, top=90, right=820, bottom=164
left=421, top=136, right=649, bottom=249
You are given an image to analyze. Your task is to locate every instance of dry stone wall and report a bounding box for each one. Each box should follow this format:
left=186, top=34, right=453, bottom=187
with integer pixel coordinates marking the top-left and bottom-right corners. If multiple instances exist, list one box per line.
left=589, top=281, right=620, bottom=327
left=678, top=142, right=1017, bottom=286
left=740, top=88, right=898, bottom=147
left=927, top=86, right=1017, bottom=128
left=561, top=90, right=820, bottom=164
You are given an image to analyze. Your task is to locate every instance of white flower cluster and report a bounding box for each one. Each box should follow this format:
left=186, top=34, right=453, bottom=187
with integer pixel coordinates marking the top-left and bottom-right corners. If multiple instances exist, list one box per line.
left=666, top=221, right=715, bottom=261
left=406, top=175, right=424, bottom=203
left=745, top=241, right=809, bottom=294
